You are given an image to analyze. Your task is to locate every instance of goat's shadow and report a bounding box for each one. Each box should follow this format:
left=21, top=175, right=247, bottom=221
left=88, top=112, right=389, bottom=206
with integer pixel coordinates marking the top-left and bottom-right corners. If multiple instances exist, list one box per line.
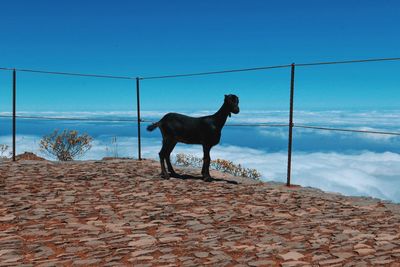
left=168, top=173, right=239, bottom=185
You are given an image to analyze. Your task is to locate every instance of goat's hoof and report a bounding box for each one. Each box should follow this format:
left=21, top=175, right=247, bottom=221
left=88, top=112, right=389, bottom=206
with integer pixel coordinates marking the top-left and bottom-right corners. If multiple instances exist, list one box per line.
left=169, top=171, right=179, bottom=178
left=160, top=173, right=170, bottom=180
left=203, top=176, right=212, bottom=182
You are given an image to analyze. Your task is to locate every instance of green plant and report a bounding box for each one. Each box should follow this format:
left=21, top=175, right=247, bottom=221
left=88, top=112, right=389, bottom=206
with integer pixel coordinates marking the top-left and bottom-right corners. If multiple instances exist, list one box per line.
left=39, top=129, right=93, bottom=161
left=175, top=153, right=261, bottom=180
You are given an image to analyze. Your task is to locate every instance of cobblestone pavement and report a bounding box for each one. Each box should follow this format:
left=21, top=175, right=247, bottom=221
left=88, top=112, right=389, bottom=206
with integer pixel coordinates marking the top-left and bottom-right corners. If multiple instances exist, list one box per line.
left=0, top=159, right=400, bottom=266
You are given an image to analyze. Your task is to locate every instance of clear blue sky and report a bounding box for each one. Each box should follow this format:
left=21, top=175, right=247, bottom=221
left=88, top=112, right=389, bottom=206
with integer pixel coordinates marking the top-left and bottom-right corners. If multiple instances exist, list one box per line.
left=0, top=0, right=399, bottom=112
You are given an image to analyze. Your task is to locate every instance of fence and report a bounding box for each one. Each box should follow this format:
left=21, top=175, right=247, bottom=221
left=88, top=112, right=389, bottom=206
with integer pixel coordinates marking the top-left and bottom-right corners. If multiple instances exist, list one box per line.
left=1, top=57, right=400, bottom=186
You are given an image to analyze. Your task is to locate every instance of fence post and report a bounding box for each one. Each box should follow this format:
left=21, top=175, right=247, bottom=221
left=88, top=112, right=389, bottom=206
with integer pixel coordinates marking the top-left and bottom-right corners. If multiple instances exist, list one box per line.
left=12, top=69, right=16, bottom=161
left=286, top=63, right=295, bottom=186
left=136, top=77, right=142, bottom=160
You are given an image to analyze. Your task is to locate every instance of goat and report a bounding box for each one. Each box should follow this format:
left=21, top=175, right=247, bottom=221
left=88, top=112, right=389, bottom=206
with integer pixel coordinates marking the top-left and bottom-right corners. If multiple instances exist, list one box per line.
left=147, top=94, right=240, bottom=181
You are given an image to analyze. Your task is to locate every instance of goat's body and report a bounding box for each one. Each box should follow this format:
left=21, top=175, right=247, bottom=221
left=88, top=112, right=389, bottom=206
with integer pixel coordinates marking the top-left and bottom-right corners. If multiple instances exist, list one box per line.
left=147, top=94, right=239, bottom=181
left=156, top=113, right=222, bottom=146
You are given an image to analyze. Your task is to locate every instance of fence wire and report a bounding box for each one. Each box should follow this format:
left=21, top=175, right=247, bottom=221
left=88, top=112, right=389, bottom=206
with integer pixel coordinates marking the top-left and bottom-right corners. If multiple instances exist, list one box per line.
left=0, top=67, right=135, bottom=80
left=1, top=115, right=399, bottom=136
left=140, top=57, right=400, bottom=80
left=0, top=115, right=137, bottom=123
left=2, top=57, right=399, bottom=80
left=294, top=124, right=400, bottom=136
left=1, top=57, right=400, bottom=168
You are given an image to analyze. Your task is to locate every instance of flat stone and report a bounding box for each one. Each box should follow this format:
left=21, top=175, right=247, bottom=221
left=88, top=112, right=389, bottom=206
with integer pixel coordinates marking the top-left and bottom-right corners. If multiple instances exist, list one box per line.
left=176, top=198, right=194, bottom=204
left=318, top=257, right=344, bottom=265
left=33, top=246, right=54, bottom=258
left=2, top=255, right=24, bottom=263
left=159, top=253, right=177, bottom=260
left=131, top=249, right=155, bottom=258
left=65, top=246, right=88, bottom=253
left=194, top=252, right=209, bottom=258
left=248, top=260, right=275, bottom=266
left=331, top=252, right=354, bottom=259
left=136, top=256, right=153, bottom=260
left=312, top=254, right=330, bottom=262
left=134, top=223, right=157, bottom=230
left=159, top=236, right=182, bottom=243
left=375, top=234, right=398, bottom=241
left=128, top=237, right=156, bottom=247
left=355, top=248, right=375, bottom=256
left=0, top=215, right=16, bottom=222
left=354, top=243, right=371, bottom=249
left=370, top=259, right=394, bottom=265
left=281, top=261, right=310, bottom=267
left=279, top=251, right=305, bottom=261
left=73, top=259, right=101, bottom=265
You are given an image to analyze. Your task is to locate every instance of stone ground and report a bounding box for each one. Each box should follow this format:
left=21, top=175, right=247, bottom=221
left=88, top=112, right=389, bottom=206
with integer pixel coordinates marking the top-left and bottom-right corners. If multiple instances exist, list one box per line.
left=0, top=159, right=400, bottom=267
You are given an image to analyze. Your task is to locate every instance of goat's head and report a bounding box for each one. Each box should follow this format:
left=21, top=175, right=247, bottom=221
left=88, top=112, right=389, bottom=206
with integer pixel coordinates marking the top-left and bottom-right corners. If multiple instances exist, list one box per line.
left=224, top=94, right=240, bottom=117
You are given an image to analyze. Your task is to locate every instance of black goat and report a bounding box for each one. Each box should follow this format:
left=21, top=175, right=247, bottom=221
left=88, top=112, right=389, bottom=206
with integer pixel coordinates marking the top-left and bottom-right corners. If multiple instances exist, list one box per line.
left=147, top=94, right=240, bottom=181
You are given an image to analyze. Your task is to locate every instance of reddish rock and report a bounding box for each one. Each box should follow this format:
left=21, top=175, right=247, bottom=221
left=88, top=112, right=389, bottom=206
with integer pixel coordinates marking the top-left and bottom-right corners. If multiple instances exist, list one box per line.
left=0, top=159, right=399, bottom=265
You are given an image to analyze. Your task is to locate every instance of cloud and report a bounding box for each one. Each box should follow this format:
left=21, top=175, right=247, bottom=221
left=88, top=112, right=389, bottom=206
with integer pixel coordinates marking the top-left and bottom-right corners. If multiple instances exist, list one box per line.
left=257, top=128, right=288, bottom=139
left=2, top=109, right=399, bottom=125
left=2, top=134, right=399, bottom=203
left=349, top=127, right=398, bottom=141
left=1, top=109, right=399, bottom=201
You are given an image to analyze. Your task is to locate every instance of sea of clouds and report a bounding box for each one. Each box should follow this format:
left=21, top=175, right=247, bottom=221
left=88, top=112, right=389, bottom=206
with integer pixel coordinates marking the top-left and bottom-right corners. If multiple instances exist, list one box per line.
left=1, top=109, right=399, bottom=202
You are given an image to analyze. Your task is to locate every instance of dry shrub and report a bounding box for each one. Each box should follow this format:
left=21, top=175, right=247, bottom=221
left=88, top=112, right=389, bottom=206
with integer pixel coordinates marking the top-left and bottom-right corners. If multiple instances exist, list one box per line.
left=39, top=129, right=93, bottom=161
left=105, top=136, right=119, bottom=158
left=0, top=144, right=11, bottom=159
left=175, top=153, right=261, bottom=180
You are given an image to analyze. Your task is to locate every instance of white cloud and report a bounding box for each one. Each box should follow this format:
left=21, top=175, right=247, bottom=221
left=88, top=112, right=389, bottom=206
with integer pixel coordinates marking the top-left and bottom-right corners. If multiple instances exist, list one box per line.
left=2, top=109, right=398, bottom=124
left=1, top=109, right=399, bottom=201
left=349, top=127, right=398, bottom=141
left=257, top=128, right=288, bottom=138
left=2, top=134, right=399, bottom=203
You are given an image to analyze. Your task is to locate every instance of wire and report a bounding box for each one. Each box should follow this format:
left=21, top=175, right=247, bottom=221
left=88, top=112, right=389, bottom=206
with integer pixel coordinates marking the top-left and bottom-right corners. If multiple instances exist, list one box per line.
left=294, top=124, right=400, bottom=136
left=140, top=119, right=155, bottom=123
left=226, top=123, right=288, bottom=127
left=139, top=64, right=292, bottom=80
left=296, top=57, right=400, bottom=67
left=140, top=57, right=400, bottom=80
left=1, top=57, right=399, bottom=81
left=1, top=115, right=399, bottom=136
left=0, top=67, right=136, bottom=80
left=0, top=115, right=138, bottom=123
left=0, top=115, right=287, bottom=127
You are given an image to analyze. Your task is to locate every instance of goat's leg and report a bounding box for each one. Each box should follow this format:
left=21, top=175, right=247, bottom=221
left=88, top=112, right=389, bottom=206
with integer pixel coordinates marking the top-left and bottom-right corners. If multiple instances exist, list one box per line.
left=165, top=141, right=178, bottom=177
left=202, top=145, right=212, bottom=182
left=159, top=140, right=170, bottom=179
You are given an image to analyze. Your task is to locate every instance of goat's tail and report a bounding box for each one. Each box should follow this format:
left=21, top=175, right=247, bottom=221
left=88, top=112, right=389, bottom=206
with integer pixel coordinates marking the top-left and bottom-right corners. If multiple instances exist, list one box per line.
left=147, top=122, right=159, bottom=132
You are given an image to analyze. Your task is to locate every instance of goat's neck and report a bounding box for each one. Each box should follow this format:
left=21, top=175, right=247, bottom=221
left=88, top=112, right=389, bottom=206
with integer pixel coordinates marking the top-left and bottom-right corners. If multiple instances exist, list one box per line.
left=213, top=103, right=230, bottom=129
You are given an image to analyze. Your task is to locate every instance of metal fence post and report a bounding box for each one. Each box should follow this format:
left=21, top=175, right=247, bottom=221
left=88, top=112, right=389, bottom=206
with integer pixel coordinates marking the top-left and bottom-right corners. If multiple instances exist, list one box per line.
left=12, top=69, right=16, bottom=161
left=136, top=77, right=142, bottom=160
left=286, top=63, right=295, bottom=186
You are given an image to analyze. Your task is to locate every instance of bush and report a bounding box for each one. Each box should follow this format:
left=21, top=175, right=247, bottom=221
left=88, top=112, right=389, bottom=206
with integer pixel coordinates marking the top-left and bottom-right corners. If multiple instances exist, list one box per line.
left=175, top=153, right=261, bottom=180
left=105, top=136, right=119, bottom=158
left=39, top=129, right=93, bottom=161
left=0, top=144, right=11, bottom=159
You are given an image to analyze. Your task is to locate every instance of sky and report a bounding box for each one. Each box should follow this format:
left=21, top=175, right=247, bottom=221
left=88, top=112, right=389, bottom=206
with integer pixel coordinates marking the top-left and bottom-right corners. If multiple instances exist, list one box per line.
left=0, top=0, right=399, bottom=112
